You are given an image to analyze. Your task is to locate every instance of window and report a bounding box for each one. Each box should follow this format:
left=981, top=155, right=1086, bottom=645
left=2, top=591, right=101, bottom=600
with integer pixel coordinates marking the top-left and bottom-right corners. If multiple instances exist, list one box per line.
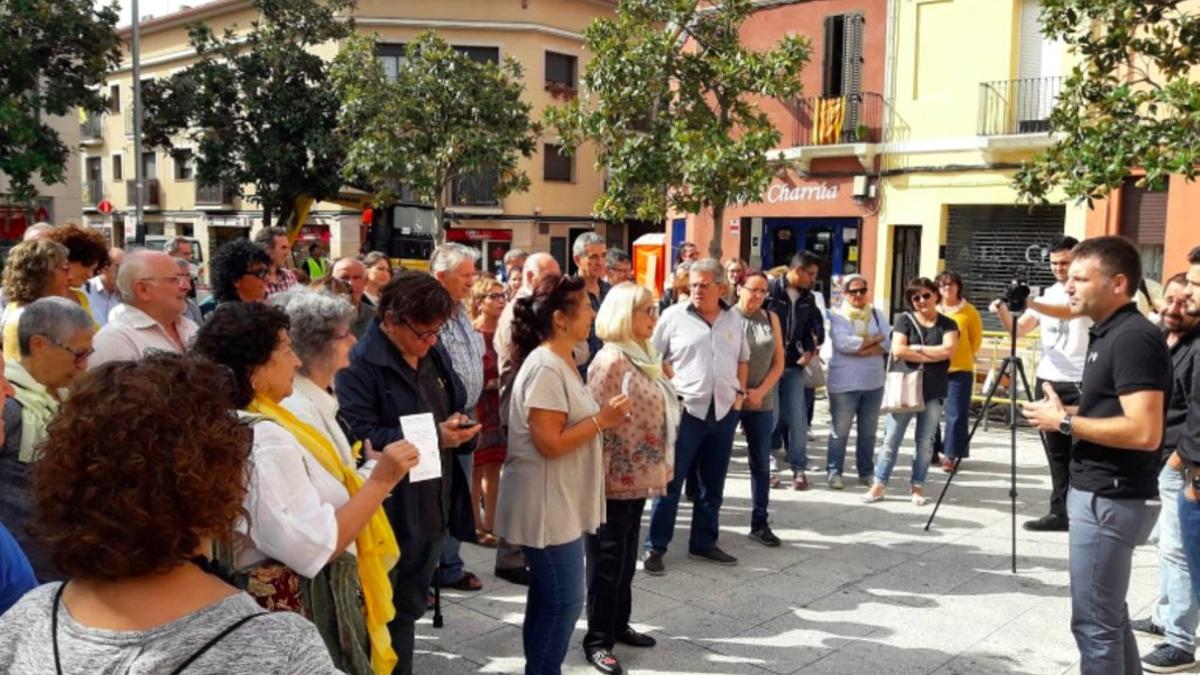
left=173, top=150, right=195, bottom=181
left=822, top=14, right=864, bottom=98
left=142, top=152, right=157, bottom=180
left=545, top=52, right=577, bottom=89
left=112, top=154, right=123, bottom=181
left=543, top=143, right=572, bottom=182
left=109, top=84, right=121, bottom=113
left=376, top=43, right=406, bottom=80
left=454, top=46, right=499, bottom=64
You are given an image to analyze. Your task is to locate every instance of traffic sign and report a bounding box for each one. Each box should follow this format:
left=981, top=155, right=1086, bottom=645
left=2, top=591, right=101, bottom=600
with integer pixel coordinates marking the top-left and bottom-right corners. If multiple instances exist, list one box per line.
left=34, top=207, right=49, bottom=222
left=98, top=199, right=113, bottom=215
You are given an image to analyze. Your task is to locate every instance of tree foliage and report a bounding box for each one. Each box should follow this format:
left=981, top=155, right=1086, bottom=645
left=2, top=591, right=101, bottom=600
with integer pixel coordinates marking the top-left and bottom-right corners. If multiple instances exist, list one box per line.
left=332, top=31, right=540, bottom=240
left=0, top=0, right=120, bottom=205
left=1016, top=0, right=1200, bottom=204
left=142, top=0, right=353, bottom=228
left=546, top=0, right=810, bottom=259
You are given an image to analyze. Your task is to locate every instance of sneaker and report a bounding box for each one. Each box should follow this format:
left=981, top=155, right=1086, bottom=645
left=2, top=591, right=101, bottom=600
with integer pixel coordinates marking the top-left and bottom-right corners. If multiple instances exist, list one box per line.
left=749, top=525, right=782, bottom=547
left=642, top=550, right=666, bottom=576
left=688, top=546, right=738, bottom=566
left=828, top=474, right=844, bottom=490
left=1022, top=514, right=1069, bottom=532
left=857, top=475, right=872, bottom=487
left=1132, top=617, right=1166, bottom=638
left=1142, top=643, right=1196, bottom=673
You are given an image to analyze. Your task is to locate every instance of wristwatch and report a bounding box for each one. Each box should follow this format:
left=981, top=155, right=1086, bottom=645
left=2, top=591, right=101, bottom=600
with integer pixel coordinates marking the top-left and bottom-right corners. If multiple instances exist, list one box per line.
left=1058, top=413, right=1074, bottom=436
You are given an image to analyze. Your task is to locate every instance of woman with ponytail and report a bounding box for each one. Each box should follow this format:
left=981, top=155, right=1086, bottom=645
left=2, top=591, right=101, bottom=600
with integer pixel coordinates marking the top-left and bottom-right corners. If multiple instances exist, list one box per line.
left=494, top=274, right=632, bottom=675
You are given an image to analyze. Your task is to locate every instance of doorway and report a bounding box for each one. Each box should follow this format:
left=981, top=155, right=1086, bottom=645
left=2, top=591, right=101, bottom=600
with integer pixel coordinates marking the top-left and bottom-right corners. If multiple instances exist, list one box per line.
left=889, top=225, right=922, bottom=320
left=760, top=217, right=859, bottom=305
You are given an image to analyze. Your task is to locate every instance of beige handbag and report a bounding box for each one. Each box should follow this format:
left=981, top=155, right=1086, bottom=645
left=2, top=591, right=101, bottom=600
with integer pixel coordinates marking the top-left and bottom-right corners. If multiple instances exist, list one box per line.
left=881, top=312, right=926, bottom=414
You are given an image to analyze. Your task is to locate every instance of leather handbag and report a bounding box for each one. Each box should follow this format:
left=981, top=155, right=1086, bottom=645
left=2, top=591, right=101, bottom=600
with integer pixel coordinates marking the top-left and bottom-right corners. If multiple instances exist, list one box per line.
left=881, top=312, right=926, bottom=414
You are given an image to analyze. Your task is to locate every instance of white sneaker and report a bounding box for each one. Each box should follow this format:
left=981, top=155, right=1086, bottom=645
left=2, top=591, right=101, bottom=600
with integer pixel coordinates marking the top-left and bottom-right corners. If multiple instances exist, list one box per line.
left=828, top=474, right=844, bottom=490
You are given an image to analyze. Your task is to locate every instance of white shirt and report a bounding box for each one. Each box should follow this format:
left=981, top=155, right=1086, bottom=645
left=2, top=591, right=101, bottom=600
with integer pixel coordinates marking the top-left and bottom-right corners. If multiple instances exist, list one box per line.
left=234, top=419, right=345, bottom=578
left=88, top=304, right=198, bottom=368
left=281, top=375, right=375, bottom=481
left=1029, top=282, right=1091, bottom=382
left=84, top=278, right=122, bottom=327
left=652, top=302, right=750, bottom=420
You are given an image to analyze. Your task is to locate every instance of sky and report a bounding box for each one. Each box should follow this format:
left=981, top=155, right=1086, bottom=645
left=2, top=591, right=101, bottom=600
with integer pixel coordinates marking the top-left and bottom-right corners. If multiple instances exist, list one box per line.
left=98, top=0, right=212, bottom=28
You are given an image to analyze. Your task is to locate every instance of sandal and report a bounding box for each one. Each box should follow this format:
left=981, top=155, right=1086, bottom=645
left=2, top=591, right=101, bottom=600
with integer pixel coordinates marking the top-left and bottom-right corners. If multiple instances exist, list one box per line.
left=475, top=530, right=500, bottom=548
left=446, top=571, right=483, bottom=592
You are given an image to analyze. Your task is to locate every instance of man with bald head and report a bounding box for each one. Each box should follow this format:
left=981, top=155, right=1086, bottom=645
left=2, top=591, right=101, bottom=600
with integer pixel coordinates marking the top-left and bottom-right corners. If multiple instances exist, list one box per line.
left=332, top=256, right=377, bottom=338
left=89, top=250, right=198, bottom=368
left=85, top=247, right=124, bottom=327
left=22, top=223, right=53, bottom=242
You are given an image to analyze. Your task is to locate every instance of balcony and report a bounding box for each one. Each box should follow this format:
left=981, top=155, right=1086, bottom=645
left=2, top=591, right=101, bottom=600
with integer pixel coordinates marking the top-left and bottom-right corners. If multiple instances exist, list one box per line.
left=978, top=76, right=1062, bottom=153
left=82, top=180, right=104, bottom=211
left=126, top=179, right=161, bottom=210
left=80, top=114, right=104, bottom=145
left=783, top=92, right=883, bottom=173
left=195, top=181, right=236, bottom=209
left=450, top=170, right=500, bottom=209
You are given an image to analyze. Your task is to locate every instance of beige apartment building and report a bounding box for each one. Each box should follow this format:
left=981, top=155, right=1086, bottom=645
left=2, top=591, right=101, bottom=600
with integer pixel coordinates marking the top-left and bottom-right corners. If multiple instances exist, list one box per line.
left=1, top=112, right=83, bottom=244
left=80, top=0, right=625, bottom=275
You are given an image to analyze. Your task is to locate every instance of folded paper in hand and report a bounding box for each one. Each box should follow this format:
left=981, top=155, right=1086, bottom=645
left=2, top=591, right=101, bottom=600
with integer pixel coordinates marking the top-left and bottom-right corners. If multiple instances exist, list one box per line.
left=400, top=413, right=442, bottom=483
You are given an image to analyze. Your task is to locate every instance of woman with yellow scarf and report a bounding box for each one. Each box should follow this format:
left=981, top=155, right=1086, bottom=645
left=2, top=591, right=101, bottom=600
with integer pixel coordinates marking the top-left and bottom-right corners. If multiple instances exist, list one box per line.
left=192, top=301, right=420, bottom=675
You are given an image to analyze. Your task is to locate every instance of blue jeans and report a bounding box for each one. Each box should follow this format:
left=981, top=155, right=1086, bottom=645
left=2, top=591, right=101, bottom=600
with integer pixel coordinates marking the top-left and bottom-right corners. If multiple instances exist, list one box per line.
left=740, top=409, right=776, bottom=527
left=826, top=388, right=883, bottom=479
left=942, top=372, right=974, bottom=461
left=874, top=399, right=944, bottom=487
left=777, top=368, right=810, bottom=472
left=523, top=538, right=585, bottom=674
left=436, top=453, right=473, bottom=584
left=1179, top=482, right=1200, bottom=613
left=1150, top=465, right=1197, bottom=654
left=646, top=406, right=738, bottom=554
left=1069, top=489, right=1156, bottom=675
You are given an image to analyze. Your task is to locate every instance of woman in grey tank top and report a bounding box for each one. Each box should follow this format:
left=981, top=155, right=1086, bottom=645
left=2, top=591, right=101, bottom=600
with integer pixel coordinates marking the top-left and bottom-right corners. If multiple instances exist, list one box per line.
left=735, top=271, right=785, bottom=547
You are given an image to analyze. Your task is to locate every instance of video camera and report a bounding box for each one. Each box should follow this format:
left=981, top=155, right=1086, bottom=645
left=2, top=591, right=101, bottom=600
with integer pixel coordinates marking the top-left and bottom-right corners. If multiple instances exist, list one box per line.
left=997, top=278, right=1032, bottom=313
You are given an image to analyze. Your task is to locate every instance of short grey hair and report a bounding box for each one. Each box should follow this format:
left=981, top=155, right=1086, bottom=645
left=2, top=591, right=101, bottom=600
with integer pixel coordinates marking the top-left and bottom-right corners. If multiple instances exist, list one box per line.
left=116, top=250, right=164, bottom=303
left=269, top=290, right=356, bottom=374
left=17, top=297, right=94, bottom=358
left=164, top=236, right=192, bottom=255
left=362, top=250, right=389, bottom=268
left=689, top=258, right=725, bottom=285
left=503, top=248, right=528, bottom=266
left=606, top=248, right=631, bottom=267
left=23, top=223, right=54, bottom=241
left=429, top=243, right=479, bottom=275
left=253, top=226, right=288, bottom=248
left=572, top=232, right=605, bottom=259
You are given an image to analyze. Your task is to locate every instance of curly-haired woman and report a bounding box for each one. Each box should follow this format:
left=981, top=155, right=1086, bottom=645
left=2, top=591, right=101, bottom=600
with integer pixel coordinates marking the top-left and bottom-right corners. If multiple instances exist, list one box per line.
left=0, top=353, right=340, bottom=673
left=46, top=223, right=109, bottom=321
left=198, top=239, right=272, bottom=317
left=193, top=302, right=420, bottom=675
left=1, top=240, right=70, bottom=361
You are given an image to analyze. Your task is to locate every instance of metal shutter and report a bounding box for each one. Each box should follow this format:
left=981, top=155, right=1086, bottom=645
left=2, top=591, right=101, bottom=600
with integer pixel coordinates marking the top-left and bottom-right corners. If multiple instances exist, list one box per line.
left=842, top=14, right=865, bottom=133
left=944, top=204, right=1067, bottom=330
left=1119, top=178, right=1168, bottom=245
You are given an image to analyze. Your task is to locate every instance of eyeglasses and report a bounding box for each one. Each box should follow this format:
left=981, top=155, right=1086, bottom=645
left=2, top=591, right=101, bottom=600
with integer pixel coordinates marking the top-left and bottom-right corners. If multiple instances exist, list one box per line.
left=244, top=268, right=269, bottom=280
left=846, top=288, right=868, bottom=296
left=139, top=274, right=190, bottom=285
left=49, top=339, right=94, bottom=365
left=399, top=316, right=442, bottom=342
left=485, top=292, right=507, bottom=302
left=910, top=292, right=935, bottom=303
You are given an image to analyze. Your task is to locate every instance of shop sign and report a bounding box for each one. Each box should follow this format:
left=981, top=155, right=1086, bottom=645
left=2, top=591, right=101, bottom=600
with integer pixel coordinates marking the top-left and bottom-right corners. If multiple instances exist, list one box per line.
left=764, top=182, right=839, bottom=204
left=446, top=228, right=512, bottom=242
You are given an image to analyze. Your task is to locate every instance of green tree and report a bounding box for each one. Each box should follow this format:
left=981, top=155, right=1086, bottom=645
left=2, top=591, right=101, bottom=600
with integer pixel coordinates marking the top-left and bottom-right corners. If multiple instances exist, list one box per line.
left=332, top=31, right=540, bottom=240
left=142, top=0, right=354, bottom=229
left=0, top=0, right=120, bottom=205
left=546, top=0, right=810, bottom=259
left=1015, top=0, right=1200, bottom=203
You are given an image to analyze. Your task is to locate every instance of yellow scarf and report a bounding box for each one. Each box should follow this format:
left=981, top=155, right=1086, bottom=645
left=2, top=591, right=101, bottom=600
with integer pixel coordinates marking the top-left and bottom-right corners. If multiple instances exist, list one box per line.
left=840, top=303, right=874, bottom=338
left=246, top=394, right=399, bottom=675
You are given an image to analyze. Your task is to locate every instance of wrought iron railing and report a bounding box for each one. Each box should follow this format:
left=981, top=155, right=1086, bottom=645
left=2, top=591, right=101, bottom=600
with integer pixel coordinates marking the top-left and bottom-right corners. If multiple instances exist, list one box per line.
left=791, top=92, right=883, bottom=147
left=81, top=114, right=104, bottom=141
left=126, top=179, right=161, bottom=207
left=450, top=170, right=500, bottom=207
left=978, top=76, right=1063, bottom=136
left=195, top=182, right=235, bottom=206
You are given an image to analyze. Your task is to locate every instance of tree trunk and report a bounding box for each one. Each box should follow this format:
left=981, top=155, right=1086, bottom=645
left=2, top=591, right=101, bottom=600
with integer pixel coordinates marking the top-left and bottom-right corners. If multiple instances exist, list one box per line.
left=262, top=203, right=273, bottom=235
left=433, top=195, right=446, bottom=244
left=708, top=201, right=726, bottom=260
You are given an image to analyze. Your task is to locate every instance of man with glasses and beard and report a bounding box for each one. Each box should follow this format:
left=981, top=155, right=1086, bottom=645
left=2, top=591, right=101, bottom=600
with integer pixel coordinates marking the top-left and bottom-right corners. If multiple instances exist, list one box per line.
left=992, top=236, right=1092, bottom=532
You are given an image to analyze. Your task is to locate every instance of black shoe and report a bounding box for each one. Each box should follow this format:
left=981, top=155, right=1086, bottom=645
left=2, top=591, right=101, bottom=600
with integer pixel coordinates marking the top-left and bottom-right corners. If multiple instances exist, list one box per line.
left=1132, top=617, right=1166, bottom=638
left=494, top=566, right=531, bottom=586
left=617, top=627, right=657, bottom=648
left=749, top=525, right=782, bottom=547
left=687, top=546, right=738, bottom=566
left=1022, top=514, right=1069, bottom=532
left=585, top=647, right=624, bottom=675
left=642, top=550, right=666, bottom=576
left=1142, top=643, right=1196, bottom=673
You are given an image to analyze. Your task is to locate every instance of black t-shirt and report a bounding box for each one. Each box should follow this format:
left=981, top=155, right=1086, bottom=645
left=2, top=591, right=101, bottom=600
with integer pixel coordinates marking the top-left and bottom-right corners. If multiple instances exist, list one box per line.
left=1072, top=304, right=1172, bottom=499
left=890, top=312, right=959, bottom=401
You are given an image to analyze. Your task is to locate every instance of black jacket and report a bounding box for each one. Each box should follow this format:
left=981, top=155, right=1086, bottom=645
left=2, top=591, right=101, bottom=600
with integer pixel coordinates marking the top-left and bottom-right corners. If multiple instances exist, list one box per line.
left=766, top=276, right=825, bottom=367
left=335, top=320, right=476, bottom=545
left=1165, top=325, right=1200, bottom=452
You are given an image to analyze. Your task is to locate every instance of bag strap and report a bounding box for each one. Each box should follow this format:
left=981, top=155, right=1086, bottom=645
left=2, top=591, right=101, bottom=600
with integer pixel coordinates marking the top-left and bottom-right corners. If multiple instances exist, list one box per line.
left=903, top=312, right=926, bottom=372
left=170, top=612, right=268, bottom=674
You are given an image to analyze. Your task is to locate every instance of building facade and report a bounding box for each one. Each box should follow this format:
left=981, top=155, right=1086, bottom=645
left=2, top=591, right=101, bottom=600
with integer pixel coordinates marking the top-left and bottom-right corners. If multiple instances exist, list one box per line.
left=80, top=0, right=617, bottom=276
left=1, top=112, right=83, bottom=245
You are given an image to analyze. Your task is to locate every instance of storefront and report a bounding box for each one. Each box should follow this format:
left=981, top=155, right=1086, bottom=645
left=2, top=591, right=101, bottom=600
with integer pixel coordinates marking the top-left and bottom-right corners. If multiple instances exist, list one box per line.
left=447, top=227, right=513, bottom=277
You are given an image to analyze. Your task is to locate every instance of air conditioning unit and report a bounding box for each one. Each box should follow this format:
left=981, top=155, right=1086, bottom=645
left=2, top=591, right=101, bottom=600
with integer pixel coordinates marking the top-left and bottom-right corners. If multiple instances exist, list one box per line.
left=852, top=175, right=871, bottom=198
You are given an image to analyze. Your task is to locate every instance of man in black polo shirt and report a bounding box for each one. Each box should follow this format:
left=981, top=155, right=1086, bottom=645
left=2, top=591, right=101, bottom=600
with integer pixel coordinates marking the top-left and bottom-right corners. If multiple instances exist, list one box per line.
left=1023, top=236, right=1171, bottom=674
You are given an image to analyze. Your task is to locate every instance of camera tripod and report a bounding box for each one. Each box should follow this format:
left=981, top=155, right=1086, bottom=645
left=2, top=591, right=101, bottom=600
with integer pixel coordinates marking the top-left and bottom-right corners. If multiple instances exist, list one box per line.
left=923, top=312, right=1041, bottom=574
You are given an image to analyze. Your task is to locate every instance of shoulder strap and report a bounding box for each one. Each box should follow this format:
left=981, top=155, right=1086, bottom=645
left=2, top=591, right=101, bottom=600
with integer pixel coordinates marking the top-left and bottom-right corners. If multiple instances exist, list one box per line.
left=906, top=312, right=926, bottom=346
left=170, top=611, right=268, bottom=674
left=52, top=583, right=65, bottom=675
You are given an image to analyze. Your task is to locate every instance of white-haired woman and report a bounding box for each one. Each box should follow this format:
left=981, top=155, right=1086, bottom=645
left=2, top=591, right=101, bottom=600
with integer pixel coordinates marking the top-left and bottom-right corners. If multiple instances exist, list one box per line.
left=582, top=282, right=675, bottom=673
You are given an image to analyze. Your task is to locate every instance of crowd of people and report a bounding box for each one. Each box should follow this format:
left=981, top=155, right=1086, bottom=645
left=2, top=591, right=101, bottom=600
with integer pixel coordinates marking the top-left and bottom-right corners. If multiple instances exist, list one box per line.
left=0, top=222, right=1197, bottom=675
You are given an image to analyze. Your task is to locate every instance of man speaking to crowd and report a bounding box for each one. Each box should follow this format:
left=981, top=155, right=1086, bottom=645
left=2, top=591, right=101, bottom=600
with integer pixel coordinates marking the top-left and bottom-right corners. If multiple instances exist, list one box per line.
left=1023, top=236, right=1171, bottom=674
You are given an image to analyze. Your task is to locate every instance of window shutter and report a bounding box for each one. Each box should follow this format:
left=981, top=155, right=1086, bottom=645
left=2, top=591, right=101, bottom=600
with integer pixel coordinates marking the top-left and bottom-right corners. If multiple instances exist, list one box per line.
left=1120, top=178, right=1168, bottom=245
left=841, top=14, right=865, bottom=136
left=822, top=16, right=838, bottom=97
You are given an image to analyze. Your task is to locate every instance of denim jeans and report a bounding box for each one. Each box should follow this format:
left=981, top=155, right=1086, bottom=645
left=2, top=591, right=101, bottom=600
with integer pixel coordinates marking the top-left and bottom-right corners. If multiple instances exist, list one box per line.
left=523, top=538, right=586, bottom=674
left=873, top=399, right=944, bottom=487
left=646, top=406, right=738, bottom=554
left=1068, top=488, right=1156, bottom=675
left=1150, top=465, right=1197, bottom=654
left=826, top=388, right=882, bottom=479
left=740, top=409, right=776, bottom=527
left=942, top=372, right=974, bottom=460
left=777, top=367, right=810, bottom=472
left=1180, top=483, right=1200, bottom=613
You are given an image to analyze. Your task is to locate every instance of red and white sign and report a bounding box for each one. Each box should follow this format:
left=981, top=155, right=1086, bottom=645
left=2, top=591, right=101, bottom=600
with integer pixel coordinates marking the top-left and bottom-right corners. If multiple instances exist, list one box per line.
left=97, top=199, right=114, bottom=215
left=446, top=228, right=512, bottom=242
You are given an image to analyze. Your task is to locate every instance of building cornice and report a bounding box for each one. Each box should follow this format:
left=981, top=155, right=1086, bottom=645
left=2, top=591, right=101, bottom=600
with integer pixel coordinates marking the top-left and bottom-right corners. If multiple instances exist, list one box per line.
left=353, top=18, right=585, bottom=42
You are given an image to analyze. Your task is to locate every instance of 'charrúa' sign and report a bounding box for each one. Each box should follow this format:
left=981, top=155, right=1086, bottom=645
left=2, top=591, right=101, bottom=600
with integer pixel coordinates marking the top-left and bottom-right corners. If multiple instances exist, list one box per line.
left=764, top=182, right=839, bottom=203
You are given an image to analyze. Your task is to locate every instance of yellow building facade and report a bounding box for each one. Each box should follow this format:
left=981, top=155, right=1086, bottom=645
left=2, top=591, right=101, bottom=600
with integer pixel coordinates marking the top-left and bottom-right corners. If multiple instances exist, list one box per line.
left=80, top=0, right=616, bottom=275
left=874, top=0, right=1086, bottom=319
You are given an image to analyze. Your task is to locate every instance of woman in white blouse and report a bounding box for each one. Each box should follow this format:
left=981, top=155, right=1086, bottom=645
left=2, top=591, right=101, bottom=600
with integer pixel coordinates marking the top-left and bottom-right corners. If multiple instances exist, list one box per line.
left=192, top=301, right=419, bottom=675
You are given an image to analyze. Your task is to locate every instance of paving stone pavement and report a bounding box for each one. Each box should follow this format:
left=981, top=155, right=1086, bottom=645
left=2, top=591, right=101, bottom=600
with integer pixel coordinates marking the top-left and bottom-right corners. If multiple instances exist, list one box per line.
left=414, top=399, right=1182, bottom=674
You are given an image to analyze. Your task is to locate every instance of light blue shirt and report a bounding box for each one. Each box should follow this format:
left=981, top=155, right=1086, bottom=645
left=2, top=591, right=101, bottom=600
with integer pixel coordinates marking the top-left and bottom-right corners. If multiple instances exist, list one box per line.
left=652, top=302, right=750, bottom=420
left=438, top=306, right=485, bottom=409
left=827, top=307, right=891, bottom=394
left=84, top=278, right=122, bottom=327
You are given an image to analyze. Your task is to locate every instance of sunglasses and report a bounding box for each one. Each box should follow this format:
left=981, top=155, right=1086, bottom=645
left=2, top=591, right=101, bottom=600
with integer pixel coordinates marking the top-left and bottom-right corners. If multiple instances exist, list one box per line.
left=846, top=288, right=868, bottom=296
left=910, top=292, right=935, bottom=303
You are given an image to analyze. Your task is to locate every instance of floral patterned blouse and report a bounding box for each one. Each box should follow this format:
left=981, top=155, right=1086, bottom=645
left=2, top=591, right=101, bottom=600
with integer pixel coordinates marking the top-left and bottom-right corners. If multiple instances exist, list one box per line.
left=586, top=345, right=672, bottom=501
